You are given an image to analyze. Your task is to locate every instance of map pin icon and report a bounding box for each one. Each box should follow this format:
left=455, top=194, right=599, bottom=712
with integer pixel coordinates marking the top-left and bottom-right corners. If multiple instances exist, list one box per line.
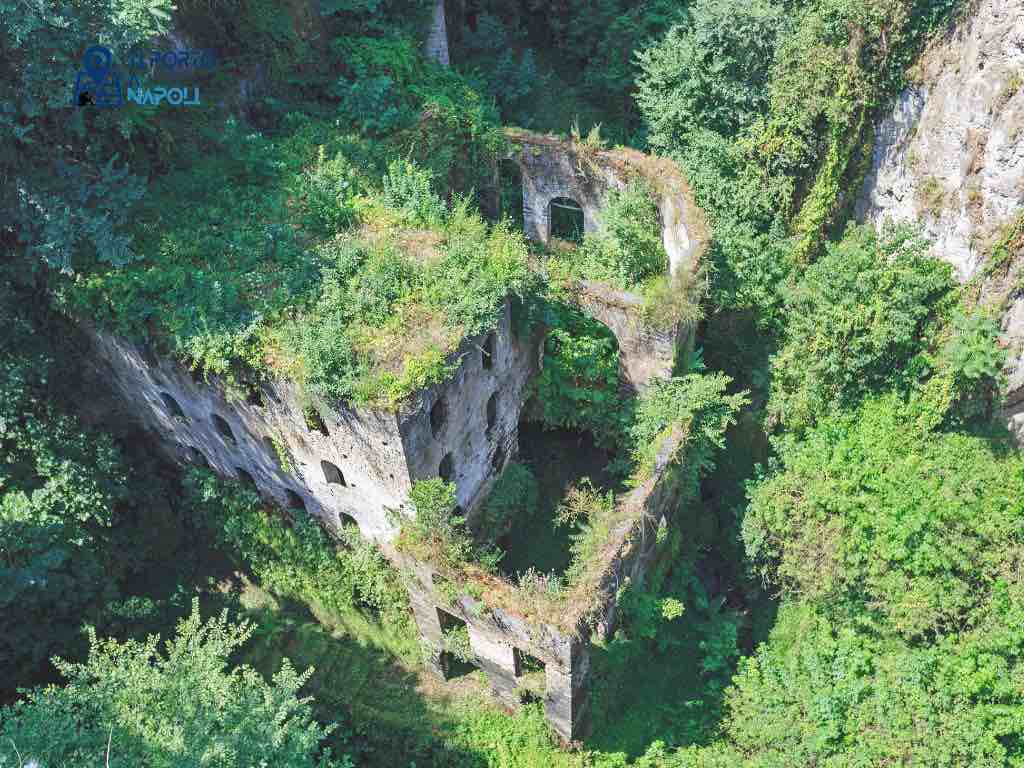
left=83, top=45, right=113, bottom=84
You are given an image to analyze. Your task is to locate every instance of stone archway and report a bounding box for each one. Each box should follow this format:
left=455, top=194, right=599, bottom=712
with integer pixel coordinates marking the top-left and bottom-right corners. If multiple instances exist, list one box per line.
left=502, top=128, right=708, bottom=275
left=548, top=196, right=585, bottom=242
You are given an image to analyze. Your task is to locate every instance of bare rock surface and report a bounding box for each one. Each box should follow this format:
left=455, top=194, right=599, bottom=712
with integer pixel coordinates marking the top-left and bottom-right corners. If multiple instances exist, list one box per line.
left=857, top=0, right=1024, bottom=439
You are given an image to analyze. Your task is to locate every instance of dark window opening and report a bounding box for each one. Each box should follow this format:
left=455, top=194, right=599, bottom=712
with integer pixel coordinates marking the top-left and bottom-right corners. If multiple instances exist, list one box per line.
left=304, top=406, right=330, bottom=437
left=245, top=384, right=264, bottom=408
left=439, top=453, right=454, bottom=483
left=436, top=607, right=475, bottom=679
left=486, top=392, right=497, bottom=433
left=549, top=197, right=584, bottom=243
left=285, top=489, right=306, bottom=512
left=160, top=392, right=187, bottom=421
left=513, top=648, right=546, bottom=705
left=430, top=397, right=448, bottom=438
left=322, top=460, right=346, bottom=486
left=212, top=414, right=236, bottom=445
left=482, top=332, right=496, bottom=369
left=187, top=446, right=209, bottom=468
left=236, top=467, right=257, bottom=488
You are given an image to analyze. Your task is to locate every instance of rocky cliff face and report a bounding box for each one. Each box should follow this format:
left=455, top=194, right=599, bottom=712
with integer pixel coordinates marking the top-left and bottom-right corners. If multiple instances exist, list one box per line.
left=856, top=0, right=1024, bottom=439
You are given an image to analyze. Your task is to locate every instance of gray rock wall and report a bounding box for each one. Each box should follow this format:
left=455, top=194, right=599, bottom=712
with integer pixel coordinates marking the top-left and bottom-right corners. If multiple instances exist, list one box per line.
left=399, top=301, right=537, bottom=518
left=856, top=0, right=1024, bottom=440
left=504, top=132, right=707, bottom=277
left=857, top=0, right=1024, bottom=279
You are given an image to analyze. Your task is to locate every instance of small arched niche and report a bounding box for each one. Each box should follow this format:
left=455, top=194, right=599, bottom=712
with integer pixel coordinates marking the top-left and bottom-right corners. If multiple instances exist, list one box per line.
left=438, top=453, right=454, bottom=483
left=236, top=467, right=257, bottom=488
left=285, top=489, right=306, bottom=512
left=486, top=392, right=497, bottom=433
left=481, top=332, right=496, bottom=370
left=430, top=396, right=448, bottom=438
left=160, top=392, right=187, bottom=421
left=212, top=413, right=236, bottom=445
left=321, top=459, right=346, bottom=487
left=549, top=197, right=585, bottom=243
left=187, top=446, right=209, bottom=468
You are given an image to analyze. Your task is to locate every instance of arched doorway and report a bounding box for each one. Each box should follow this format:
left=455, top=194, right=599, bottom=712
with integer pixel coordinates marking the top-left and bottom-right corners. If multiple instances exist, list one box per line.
left=549, top=197, right=584, bottom=243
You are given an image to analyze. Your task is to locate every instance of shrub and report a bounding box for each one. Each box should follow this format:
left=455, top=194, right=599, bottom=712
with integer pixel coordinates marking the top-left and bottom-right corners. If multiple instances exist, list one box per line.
left=630, top=373, right=748, bottom=482
left=476, top=462, right=540, bottom=547
left=381, top=159, right=446, bottom=227
left=0, top=600, right=341, bottom=768
left=767, top=224, right=956, bottom=432
left=533, top=301, right=628, bottom=448
left=290, top=146, right=363, bottom=235
left=744, top=395, right=1024, bottom=639
left=576, top=180, right=668, bottom=289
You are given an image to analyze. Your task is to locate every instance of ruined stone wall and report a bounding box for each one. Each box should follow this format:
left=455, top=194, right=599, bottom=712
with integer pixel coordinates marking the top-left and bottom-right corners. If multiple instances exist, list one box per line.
left=504, top=131, right=708, bottom=277
left=89, top=328, right=409, bottom=540
left=576, top=280, right=691, bottom=391
left=84, top=299, right=532, bottom=541
left=400, top=426, right=693, bottom=742
left=398, top=547, right=590, bottom=741
left=856, top=0, right=1024, bottom=440
left=398, top=301, right=537, bottom=517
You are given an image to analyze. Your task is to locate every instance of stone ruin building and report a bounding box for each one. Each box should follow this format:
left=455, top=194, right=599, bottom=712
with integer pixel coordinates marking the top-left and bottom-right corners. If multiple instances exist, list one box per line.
left=84, top=130, right=708, bottom=741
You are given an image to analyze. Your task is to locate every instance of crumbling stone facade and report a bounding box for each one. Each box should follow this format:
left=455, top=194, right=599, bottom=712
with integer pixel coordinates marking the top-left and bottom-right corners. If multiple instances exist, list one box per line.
left=397, top=425, right=692, bottom=741
left=577, top=280, right=692, bottom=393
left=88, top=300, right=533, bottom=542
left=80, top=135, right=706, bottom=743
left=503, top=129, right=708, bottom=276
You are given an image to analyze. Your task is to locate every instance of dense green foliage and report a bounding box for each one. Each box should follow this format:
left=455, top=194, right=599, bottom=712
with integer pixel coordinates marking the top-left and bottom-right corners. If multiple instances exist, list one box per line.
left=450, top=1, right=683, bottom=140
left=767, top=225, right=957, bottom=431
left=475, top=462, right=540, bottom=548
left=66, top=125, right=532, bottom=405
left=532, top=302, right=629, bottom=451
left=569, top=181, right=669, bottom=291
left=6, top=0, right=1024, bottom=766
left=0, top=603, right=341, bottom=768
left=630, top=374, right=748, bottom=480
left=747, top=396, right=1024, bottom=639
left=0, top=310, right=127, bottom=684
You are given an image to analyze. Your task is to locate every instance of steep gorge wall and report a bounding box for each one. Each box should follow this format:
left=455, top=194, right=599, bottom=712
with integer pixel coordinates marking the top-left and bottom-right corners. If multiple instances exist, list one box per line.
left=856, top=0, right=1024, bottom=438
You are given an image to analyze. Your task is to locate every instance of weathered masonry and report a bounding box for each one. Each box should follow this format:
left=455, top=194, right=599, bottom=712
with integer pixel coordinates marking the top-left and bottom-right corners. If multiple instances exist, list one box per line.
left=83, top=133, right=707, bottom=741
left=90, top=300, right=534, bottom=542
left=502, top=129, right=708, bottom=277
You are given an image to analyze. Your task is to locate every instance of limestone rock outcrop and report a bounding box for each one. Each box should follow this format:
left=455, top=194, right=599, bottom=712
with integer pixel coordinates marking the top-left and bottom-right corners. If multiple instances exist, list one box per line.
left=856, top=0, right=1024, bottom=439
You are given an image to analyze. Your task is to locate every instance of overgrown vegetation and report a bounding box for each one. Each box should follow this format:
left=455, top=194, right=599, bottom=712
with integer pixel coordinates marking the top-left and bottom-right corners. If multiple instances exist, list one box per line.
left=6, top=0, right=1024, bottom=764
